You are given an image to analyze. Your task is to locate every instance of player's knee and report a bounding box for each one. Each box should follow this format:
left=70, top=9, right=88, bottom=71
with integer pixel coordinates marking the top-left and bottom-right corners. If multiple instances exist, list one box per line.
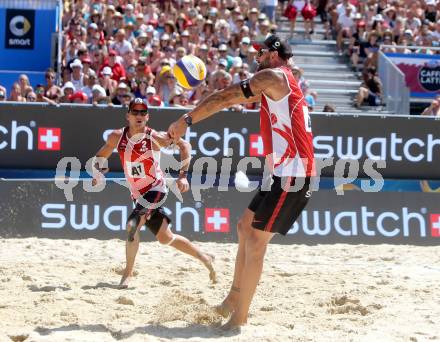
left=237, top=218, right=252, bottom=238
left=157, top=232, right=175, bottom=245
left=246, top=234, right=268, bottom=259
left=126, top=211, right=142, bottom=242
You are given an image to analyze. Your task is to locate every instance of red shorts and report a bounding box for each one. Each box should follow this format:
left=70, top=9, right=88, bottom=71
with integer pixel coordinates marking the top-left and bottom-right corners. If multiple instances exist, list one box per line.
left=284, top=5, right=297, bottom=20
left=301, top=5, right=316, bottom=20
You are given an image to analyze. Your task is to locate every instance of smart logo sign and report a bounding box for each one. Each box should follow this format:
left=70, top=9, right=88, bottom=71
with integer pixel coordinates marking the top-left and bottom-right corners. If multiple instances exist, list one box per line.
left=0, top=120, right=61, bottom=151
left=5, top=9, right=35, bottom=49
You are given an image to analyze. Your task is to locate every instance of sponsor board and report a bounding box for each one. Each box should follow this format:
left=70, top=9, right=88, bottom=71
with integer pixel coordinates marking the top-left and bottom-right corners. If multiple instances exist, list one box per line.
left=0, top=180, right=439, bottom=245
left=5, top=9, right=35, bottom=49
left=385, top=53, right=440, bottom=99
left=0, top=105, right=439, bottom=179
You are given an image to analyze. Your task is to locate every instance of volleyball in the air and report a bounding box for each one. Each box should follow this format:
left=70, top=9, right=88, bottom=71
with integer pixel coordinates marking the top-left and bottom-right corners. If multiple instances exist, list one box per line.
left=173, top=55, right=207, bottom=89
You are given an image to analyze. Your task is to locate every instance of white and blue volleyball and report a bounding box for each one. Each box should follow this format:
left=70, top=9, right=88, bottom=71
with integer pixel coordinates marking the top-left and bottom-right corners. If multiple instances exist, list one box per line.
left=173, top=55, right=206, bottom=89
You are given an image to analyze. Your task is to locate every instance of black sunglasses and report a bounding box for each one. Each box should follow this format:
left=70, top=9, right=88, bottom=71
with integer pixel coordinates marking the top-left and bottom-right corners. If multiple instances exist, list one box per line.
left=130, top=109, right=148, bottom=116
left=257, top=48, right=269, bottom=57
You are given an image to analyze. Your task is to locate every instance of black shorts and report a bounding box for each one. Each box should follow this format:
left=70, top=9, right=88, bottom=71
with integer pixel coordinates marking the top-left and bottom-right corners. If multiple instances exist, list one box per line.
left=131, top=191, right=170, bottom=235
left=248, top=176, right=311, bottom=235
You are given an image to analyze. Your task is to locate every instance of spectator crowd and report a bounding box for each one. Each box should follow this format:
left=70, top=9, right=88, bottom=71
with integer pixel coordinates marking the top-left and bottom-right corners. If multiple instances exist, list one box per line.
left=0, top=0, right=439, bottom=115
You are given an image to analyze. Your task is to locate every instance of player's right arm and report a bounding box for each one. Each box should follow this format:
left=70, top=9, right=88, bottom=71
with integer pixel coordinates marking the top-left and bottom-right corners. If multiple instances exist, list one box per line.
left=91, top=130, right=122, bottom=185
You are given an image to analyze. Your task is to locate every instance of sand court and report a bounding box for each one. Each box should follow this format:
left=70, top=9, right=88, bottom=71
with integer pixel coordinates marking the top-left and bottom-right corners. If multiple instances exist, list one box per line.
left=0, top=238, right=439, bottom=341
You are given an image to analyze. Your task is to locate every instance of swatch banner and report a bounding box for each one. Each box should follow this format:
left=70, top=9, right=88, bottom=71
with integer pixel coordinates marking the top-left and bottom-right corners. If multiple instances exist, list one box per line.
left=0, top=180, right=439, bottom=246
left=385, top=53, right=440, bottom=99
left=0, top=104, right=440, bottom=179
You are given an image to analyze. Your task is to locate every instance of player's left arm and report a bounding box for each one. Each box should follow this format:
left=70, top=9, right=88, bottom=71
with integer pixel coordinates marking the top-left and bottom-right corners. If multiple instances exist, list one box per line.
left=152, top=130, right=191, bottom=193
left=168, top=69, right=285, bottom=138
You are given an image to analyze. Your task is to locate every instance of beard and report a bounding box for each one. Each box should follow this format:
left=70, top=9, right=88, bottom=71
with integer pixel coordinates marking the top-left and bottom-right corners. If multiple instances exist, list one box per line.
left=257, top=59, right=271, bottom=72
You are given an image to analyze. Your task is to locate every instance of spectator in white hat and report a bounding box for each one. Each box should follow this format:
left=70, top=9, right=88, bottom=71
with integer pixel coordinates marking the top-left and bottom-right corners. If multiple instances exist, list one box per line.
left=425, top=0, right=438, bottom=23
left=112, top=82, right=129, bottom=105
left=91, top=84, right=109, bottom=105
left=69, top=59, right=85, bottom=91
left=125, top=4, right=136, bottom=22
left=60, top=81, right=75, bottom=103
left=99, top=66, right=117, bottom=97
left=237, top=36, right=251, bottom=59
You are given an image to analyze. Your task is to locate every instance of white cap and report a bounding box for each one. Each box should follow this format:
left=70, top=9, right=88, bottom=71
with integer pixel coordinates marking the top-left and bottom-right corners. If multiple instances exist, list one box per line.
left=241, top=36, right=251, bottom=45
left=426, top=0, right=436, bottom=5
left=146, top=86, right=156, bottom=94
left=70, top=59, right=83, bottom=69
left=219, top=58, right=228, bottom=67
left=62, top=81, right=75, bottom=93
left=117, top=82, right=128, bottom=89
left=218, top=43, right=228, bottom=51
left=89, top=23, right=98, bottom=30
left=146, top=25, right=155, bottom=33
left=233, top=57, right=243, bottom=68
left=126, top=4, right=134, bottom=11
left=92, top=84, right=106, bottom=96
left=102, top=66, right=112, bottom=75
left=404, top=29, right=413, bottom=36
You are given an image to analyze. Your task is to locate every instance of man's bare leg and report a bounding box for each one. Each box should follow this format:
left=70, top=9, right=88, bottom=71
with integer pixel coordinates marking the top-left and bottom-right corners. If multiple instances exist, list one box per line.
left=119, top=216, right=146, bottom=288
left=215, top=209, right=254, bottom=318
left=221, top=228, right=274, bottom=330
left=156, top=219, right=217, bottom=283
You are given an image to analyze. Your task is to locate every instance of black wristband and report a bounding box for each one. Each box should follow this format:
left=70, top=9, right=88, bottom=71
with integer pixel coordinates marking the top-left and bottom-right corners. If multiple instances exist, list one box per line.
left=183, top=114, right=192, bottom=127
left=240, top=79, right=255, bottom=98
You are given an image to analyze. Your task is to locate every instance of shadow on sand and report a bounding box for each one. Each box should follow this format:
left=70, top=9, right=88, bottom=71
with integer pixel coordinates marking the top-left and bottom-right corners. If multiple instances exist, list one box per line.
left=81, top=282, right=134, bottom=290
left=34, top=322, right=240, bottom=340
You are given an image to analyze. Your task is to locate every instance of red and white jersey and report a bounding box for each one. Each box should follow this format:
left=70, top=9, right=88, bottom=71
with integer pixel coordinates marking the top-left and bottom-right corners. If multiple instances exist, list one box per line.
left=260, top=66, right=315, bottom=177
left=117, top=126, right=166, bottom=199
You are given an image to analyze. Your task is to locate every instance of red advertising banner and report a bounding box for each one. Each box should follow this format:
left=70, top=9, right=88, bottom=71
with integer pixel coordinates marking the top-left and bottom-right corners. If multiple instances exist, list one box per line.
left=385, top=53, right=440, bottom=99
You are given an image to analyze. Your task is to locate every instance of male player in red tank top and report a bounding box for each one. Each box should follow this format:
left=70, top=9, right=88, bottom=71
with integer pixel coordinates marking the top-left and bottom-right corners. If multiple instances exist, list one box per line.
left=168, top=35, right=315, bottom=331
left=92, top=98, right=215, bottom=288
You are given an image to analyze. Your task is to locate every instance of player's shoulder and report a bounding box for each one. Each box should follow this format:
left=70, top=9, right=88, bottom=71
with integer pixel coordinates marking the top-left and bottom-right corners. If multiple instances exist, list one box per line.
left=108, top=128, right=124, bottom=144
left=253, top=68, right=285, bottom=83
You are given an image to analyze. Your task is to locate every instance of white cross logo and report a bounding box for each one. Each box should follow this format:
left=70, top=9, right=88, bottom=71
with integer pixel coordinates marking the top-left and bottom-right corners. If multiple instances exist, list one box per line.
left=207, top=210, right=227, bottom=231
left=432, top=217, right=440, bottom=235
left=40, top=129, right=59, bottom=149
left=251, top=136, right=264, bottom=155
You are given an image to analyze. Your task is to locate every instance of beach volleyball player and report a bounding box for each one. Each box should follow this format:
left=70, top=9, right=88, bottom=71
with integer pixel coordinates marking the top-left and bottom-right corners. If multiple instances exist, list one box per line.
left=92, top=98, right=216, bottom=288
left=168, top=35, right=315, bottom=330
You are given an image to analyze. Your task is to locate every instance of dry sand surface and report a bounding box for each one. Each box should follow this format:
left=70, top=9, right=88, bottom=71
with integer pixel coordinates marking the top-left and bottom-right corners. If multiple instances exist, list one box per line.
left=0, top=238, right=439, bottom=342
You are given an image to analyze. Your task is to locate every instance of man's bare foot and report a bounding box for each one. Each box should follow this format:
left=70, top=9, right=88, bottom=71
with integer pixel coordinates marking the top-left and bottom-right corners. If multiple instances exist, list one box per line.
left=118, top=274, right=131, bottom=289
left=219, top=316, right=245, bottom=333
left=201, top=253, right=217, bottom=284
left=214, top=300, right=234, bottom=319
